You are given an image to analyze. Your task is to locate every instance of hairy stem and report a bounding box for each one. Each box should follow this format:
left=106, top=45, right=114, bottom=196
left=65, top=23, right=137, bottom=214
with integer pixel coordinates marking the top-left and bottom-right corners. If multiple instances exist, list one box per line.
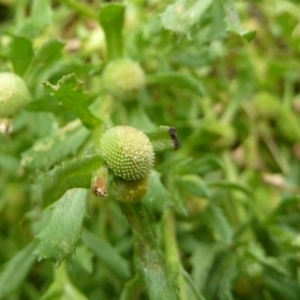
left=119, top=202, right=179, bottom=300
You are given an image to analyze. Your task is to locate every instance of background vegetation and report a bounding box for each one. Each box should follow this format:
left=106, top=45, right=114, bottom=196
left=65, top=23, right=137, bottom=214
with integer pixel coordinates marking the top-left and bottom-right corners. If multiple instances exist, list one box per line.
left=1, top=0, right=300, bottom=299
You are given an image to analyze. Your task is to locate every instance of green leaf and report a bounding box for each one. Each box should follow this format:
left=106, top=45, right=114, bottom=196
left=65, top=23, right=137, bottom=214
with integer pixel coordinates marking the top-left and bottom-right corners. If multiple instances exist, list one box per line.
left=9, top=36, right=34, bottom=76
left=205, top=204, right=233, bottom=244
left=179, top=174, right=212, bottom=199
left=34, top=188, right=87, bottom=266
left=39, top=262, right=88, bottom=300
left=74, top=245, right=94, bottom=274
left=160, top=0, right=213, bottom=36
left=26, top=94, right=65, bottom=114
left=32, top=154, right=103, bottom=207
left=43, top=74, right=102, bottom=129
left=0, top=154, right=19, bottom=173
left=99, top=3, right=125, bottom=60
left=21, top=120, right=90, bottom=170
left=30, top=39, right=64, bottom=71
left=182, top=269, right=208, bottom=300
left=208, top=180, right=252, bottom=196
left=181, top=156, right=223, bottom=175
left=142, top=171, right=174, bottom=217
left=0, top=240, right=38, bottom=298
left=25, top=39, right=64, bottom=86
left=147, top=72, right=205, bottom=96
left=82, top=229, right=131, bottom=280
left=120, top=274, right=144, bottom=300
left=223, top=0, right=256, bottom=42
left=16, top=0, right=52, bottom=39
left=190, top=243, right=224, bottom=292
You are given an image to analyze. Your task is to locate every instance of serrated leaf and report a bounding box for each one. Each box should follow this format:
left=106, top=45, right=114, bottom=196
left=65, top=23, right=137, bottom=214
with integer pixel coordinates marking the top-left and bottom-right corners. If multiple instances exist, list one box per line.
left=0, top=240, right=38, bottom=298
left=16, top=0, right=52, bottom=39
left=99, top=3, right=125, bottom=60
left=21, top=120, right=90, bottom=170
left=147, top=72, right=205, bottom=96
left=142, top=171, right=173, bottom=217
left=82, top=229, right=131, bottom=280
left=43, top=74, right=102, bottom=129
left=32, top=154, right=103, bottom=207
left=34, top=188, right=87, bottom=266
left=223, top=0, right=256, bottom=42
left=9, top=36, right=34, bottom=76
left=160, top=0, right=213, bottom=36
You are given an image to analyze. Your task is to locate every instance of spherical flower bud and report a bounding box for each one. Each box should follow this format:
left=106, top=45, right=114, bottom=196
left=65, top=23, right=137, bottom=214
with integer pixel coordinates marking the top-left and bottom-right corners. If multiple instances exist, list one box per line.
left=115, top=177, right=148, bottom=203
left=102, top=58, right=145, bottom=100
left=99, top=126, right=154, bottom=180
left=0, top=72, right=31, bottom=118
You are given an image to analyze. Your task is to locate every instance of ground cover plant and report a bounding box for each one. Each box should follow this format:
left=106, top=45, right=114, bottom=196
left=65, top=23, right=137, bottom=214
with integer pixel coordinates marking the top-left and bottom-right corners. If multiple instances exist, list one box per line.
left=1, top=0, right=300, bottom=299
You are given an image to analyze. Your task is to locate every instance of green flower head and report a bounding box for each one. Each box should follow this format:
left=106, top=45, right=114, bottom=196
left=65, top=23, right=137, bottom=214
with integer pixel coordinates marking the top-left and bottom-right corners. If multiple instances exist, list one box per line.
left=99, top=126, right=154, bottom=180
left=0, top=72, right=31, bottom=118
left=102, top=58, right=145, bottom=100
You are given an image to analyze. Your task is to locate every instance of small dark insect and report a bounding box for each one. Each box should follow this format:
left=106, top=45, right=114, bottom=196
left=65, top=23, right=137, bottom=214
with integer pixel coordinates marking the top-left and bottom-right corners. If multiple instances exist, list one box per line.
left=169, top=127, right=180, bottom=150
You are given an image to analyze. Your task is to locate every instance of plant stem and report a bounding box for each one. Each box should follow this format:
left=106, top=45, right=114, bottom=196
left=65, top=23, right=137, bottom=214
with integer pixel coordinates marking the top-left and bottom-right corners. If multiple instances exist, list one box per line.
left=145, top=126, right=180, bottom=152
left=99, top=4, right=125, bottom=61
left=119, top=202, right=179, bottom=300
left=162, top=208, right=187, bottom=300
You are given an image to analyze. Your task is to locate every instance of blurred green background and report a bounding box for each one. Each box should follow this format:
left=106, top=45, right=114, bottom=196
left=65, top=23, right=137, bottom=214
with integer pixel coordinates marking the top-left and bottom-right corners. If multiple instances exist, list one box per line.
left=1, top=0, right=300, bottom=299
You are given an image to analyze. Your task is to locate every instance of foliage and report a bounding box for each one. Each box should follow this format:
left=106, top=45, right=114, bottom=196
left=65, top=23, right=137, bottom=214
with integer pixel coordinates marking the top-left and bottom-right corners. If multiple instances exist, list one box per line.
left=1, top=0, right=300, bottom=299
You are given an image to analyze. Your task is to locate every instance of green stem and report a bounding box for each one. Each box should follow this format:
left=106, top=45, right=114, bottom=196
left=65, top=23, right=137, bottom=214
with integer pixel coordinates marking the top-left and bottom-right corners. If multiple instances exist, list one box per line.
left=162, top=209, right=208, bottom=300
left=119, top=202, right=179, bottom=300
left=145, top=126, right=180, bottom=152
left=120, top=273, right=144, bottom=300
left=99, top=4, right=125, bottom=61
left=162, top=209, right=187, bottom=300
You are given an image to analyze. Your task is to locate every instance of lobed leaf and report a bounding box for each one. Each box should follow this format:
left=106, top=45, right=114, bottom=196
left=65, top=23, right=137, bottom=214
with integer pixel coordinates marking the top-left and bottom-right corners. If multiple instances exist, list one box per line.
left=21, top=120, right=90, bottom=170
left=34, top=188, right=87, bottom=266
left=32, top=154, right=103, bottom=207
left=43, top=74, right=102, bottom=129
